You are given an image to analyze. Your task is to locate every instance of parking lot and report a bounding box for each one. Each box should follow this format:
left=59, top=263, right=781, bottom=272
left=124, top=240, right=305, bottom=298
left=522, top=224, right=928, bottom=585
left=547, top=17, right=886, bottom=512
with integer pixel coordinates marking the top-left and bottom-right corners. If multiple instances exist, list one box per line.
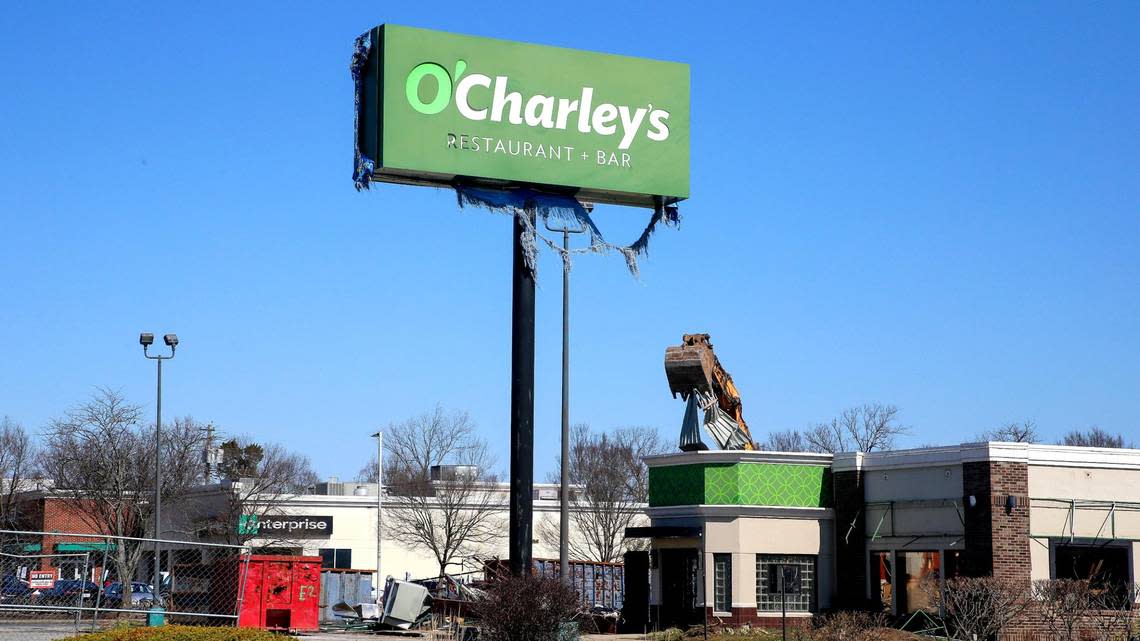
left=0, top=621, right=83, bottom=641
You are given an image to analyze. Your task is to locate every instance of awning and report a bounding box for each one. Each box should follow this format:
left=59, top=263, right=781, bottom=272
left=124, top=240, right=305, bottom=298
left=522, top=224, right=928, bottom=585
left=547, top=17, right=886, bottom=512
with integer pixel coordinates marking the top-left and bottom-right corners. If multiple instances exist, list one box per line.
left=624, top=526, right=702, bottom=539
left=55, top=542, right=116, bottom=553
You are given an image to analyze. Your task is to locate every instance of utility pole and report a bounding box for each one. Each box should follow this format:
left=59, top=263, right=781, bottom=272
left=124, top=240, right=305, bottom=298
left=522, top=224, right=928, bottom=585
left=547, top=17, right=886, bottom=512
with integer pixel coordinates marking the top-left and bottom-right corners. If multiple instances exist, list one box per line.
left=371, top=431, right=383, bottom=599
left=544, top=217, right=585, bottom=582
left=203, top=422, right=215, bottom=483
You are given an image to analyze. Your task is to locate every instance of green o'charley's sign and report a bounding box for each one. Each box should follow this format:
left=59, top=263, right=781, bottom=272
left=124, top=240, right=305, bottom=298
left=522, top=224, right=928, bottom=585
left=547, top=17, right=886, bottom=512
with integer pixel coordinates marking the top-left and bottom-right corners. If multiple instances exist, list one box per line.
left=353, top=25, right=689, bottom=207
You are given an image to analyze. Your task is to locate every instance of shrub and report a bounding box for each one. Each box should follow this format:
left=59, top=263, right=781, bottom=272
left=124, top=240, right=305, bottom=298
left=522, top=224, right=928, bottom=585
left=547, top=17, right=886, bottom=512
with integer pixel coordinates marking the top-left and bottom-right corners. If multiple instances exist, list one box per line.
left=807, top=610, right=888, bottom=641
left=1034, top=579, right=1092, bottom=641
left=475, top=573, right=581, bottom=641
left=648, top=628, right=685, bottom=641
left=934, top=576, right=1030, bottom=640
left=57, top=625, right=292, bottom=641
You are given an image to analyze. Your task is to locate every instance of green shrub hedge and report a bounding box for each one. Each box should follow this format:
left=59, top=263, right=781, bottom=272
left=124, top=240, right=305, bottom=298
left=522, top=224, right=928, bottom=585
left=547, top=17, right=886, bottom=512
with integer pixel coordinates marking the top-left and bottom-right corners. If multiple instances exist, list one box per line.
left=58, top=624, right=294, bottom=641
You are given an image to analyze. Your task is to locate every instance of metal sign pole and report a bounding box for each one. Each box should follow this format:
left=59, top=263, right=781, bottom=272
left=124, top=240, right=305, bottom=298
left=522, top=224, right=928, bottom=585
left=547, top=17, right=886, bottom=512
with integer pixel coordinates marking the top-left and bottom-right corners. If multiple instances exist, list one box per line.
left=781, top=565, right=787, bottom=641
left=559, top=227, right=571, bottom=583
left=91, top=539, right=109, bottom=632
left=544, top=218, right=585, bottom=583
left=371, top=430, right=383, bottom=599
left=509, top=209, right=536, bottom=577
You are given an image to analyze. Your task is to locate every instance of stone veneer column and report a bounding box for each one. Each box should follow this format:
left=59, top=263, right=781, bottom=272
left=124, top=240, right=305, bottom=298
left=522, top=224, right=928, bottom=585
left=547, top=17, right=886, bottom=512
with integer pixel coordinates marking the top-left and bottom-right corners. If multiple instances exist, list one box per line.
left=832, top=469, right=868, bottom=609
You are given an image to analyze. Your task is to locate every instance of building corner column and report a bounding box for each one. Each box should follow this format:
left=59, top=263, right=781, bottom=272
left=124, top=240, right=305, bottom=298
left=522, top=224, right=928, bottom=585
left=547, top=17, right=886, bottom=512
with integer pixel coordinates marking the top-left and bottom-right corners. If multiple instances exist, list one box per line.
left=833, top=469, right=867, bottom=609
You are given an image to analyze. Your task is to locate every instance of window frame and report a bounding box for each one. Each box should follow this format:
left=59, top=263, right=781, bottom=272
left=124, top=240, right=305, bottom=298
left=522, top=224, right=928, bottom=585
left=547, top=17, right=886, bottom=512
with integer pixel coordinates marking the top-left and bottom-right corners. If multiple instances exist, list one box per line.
left=713, top=553, right=732, bottom=615
left=1049, top=539, right=1133, bottom=587
left=755, top=554, right=817, bottom=614
left=318, top=548, right=353, bottom=570
left=866, top=548, right=961, bottom=615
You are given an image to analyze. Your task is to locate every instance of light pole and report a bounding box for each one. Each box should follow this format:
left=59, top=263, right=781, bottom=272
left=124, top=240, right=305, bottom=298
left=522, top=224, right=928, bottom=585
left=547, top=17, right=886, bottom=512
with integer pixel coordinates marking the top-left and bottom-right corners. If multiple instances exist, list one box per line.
left=543, top=217, right=585, bottom=582
left=140, top=332, right=177, bottom=618
left=371, top=431, right=383, bottom=601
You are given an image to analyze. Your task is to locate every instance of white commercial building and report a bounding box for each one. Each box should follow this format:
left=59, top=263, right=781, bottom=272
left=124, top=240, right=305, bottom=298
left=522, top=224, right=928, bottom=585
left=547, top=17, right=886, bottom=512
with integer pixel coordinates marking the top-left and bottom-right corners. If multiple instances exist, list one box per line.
left=167, top=477, right=647, bottom=583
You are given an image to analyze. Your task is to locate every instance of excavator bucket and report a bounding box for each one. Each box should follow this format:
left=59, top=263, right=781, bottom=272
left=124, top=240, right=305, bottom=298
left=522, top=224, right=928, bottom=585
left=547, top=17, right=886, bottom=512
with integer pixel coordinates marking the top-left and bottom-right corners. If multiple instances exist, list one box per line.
left=664, top=339, right=715, bottom=399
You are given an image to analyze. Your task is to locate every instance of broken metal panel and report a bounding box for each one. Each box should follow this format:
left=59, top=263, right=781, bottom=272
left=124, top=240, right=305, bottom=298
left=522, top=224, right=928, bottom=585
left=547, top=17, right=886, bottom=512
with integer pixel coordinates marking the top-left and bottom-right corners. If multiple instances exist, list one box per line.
left=678, top=395, right=708, bottom=452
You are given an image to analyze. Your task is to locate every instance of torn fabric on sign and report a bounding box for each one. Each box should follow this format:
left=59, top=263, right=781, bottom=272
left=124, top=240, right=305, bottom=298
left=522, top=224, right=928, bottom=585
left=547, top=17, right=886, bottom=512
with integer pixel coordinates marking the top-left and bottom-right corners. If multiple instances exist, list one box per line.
left=351, top=30, right=375, bottom=191
left=454, top=185, right=680, bottom=279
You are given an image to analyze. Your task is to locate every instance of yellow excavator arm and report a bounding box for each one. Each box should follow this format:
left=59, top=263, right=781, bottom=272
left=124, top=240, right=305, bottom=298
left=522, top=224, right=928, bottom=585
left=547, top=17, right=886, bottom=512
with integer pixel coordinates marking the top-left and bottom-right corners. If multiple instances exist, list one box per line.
left=664, top=333, right=756, bottom=450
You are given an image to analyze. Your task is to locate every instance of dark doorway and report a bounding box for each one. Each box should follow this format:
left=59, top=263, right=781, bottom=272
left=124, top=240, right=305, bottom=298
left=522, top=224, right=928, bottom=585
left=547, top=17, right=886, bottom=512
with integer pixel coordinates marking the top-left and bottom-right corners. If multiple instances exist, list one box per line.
left=659, top=548, right=700, bottom=627
left=622, top=551, right=649, bottom=632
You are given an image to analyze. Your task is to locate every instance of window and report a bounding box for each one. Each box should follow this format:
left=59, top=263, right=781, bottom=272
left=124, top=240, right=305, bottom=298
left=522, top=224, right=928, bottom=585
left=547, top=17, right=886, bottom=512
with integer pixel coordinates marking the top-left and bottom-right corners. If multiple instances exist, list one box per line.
left=898, top=551, right=941, bottom=614
left=713, top=554, right=732, bottom=613
left=319, top=548, right=352, bottom=569
left=756, top=555, right=816, bottom=613
left=1053, top=543, right=1129, bottom=591
left=871, top=551, right=893, bottom=613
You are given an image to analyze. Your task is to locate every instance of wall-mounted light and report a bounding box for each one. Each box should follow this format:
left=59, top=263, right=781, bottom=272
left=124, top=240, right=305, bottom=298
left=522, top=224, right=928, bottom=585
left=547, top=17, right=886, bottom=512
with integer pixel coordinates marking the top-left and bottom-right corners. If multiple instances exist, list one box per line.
left=967, top=495, right=977, bottom=508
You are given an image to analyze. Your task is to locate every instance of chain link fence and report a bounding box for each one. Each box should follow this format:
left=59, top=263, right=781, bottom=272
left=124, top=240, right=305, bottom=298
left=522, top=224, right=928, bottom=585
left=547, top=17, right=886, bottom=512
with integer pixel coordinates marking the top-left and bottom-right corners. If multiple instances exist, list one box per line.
left=1, top=530, right=251, bottom=636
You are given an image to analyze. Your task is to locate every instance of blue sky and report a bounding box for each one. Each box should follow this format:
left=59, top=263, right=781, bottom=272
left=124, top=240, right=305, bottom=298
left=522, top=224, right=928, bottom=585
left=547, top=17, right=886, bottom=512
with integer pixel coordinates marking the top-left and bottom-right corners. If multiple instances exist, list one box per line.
left=1, top=3, right=1137, bottom=480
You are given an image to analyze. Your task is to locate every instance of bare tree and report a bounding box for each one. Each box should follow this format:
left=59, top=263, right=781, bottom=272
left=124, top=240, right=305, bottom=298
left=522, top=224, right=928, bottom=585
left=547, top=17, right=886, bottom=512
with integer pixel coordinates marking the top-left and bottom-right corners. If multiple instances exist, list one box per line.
left=1059, top=426, right=1132, bottom=449
left=804, top=403, right=908, bottom=453
left=978, top=420, right=1039, bottom=443
left=929, top=576, right=1031, bottom=640
left=196, top=436, right=319, bottom=546
left=763, top=429, right=807, bottom=452
left=1034, top=579, right=1093, bottom=641
left=40, top=389, right=206, bottom=585
left=538, top=424, right=665, bottom=563
left=0, top=417, right=38, bottom=529
left=380, top=405, right=502, bottom=579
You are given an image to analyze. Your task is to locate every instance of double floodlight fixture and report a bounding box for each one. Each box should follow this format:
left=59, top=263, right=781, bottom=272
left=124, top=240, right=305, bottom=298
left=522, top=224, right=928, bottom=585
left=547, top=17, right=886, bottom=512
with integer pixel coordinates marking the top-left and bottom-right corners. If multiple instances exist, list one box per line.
left=140, top=331, right=178, bottom=357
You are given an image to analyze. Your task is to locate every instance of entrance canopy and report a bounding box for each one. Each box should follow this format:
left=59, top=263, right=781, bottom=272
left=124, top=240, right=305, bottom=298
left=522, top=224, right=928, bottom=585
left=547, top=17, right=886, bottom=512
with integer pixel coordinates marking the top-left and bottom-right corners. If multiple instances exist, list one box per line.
left=624, top=526, right=701, bottom=539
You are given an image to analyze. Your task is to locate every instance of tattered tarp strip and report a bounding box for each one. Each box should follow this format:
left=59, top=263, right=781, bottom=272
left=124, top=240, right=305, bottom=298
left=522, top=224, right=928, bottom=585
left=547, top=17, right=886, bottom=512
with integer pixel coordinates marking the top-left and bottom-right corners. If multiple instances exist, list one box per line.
left=455, top=185, right=680, bottom=279
left=351, top=30, right=375, bottom=191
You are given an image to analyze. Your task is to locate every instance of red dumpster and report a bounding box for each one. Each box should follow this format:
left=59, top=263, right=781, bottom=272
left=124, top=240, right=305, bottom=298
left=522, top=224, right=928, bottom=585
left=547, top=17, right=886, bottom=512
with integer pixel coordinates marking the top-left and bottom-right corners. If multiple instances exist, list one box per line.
left=237, top=555, right=321, bottom=633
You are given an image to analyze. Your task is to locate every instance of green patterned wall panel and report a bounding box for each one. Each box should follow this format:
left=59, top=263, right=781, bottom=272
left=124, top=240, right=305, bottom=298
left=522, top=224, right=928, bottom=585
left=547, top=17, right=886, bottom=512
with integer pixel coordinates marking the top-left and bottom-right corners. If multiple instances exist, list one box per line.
left=648, top=463, right=706, bottom=506
left=704, top=464, right=739, bottom=504
left=738, top=463, right=832, bottom=507
left=649, top=462, right=832, bottom=508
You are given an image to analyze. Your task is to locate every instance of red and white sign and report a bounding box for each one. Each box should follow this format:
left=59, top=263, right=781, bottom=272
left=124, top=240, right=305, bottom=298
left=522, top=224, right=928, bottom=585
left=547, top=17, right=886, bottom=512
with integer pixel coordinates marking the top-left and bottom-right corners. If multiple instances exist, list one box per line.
left=28, top=571, right=56, bottom=589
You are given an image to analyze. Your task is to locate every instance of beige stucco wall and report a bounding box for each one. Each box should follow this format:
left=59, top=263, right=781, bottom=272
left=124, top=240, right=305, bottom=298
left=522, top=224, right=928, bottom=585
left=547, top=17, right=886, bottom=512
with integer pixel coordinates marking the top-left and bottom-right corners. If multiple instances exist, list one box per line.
left=700, top=513, right=834, bottom=612
left=864, top=502, right=964, bottom=539
left=1029, top=464, right=1140, bottom=585
left=862, top=466, right=965, bottom=539
left=864, top=466, right=963, bottom=502
left=1029, top=465, right=1140, bottom=503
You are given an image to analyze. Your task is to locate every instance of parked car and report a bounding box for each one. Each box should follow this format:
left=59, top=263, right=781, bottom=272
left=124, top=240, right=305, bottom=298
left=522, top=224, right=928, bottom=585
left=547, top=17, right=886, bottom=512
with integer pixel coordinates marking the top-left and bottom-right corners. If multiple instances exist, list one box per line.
left=0, top=575, right=33, bottom=603
left=37, top=580, right=100, bottom=605
left=102, top=581, right=156, bottom=609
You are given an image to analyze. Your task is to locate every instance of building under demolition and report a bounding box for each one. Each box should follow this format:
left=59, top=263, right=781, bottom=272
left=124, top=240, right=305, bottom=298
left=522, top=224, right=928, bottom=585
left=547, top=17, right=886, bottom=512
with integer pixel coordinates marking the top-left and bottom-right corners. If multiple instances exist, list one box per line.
left=626, top=441, right=1140, bottom=635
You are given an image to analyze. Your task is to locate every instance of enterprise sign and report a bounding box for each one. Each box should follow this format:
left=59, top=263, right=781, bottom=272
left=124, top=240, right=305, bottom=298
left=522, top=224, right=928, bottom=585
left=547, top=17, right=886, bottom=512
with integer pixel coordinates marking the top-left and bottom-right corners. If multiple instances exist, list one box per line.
left=238, top=514, right=333, bottom=539
left=354, top=24, right=690, bottom=207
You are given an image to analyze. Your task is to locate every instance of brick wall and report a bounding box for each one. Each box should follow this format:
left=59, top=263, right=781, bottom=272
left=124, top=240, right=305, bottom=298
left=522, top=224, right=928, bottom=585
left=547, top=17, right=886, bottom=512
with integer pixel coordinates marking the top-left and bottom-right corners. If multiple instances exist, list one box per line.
left=832, top=469, right=868, bottom=609
left=962, top=461, right=1030, bottom=582
left=963, top=461, right=1038, bottom=640
left=704, top=607, right=813, bottom=630
left=6, top=496, right=115, bottom=574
